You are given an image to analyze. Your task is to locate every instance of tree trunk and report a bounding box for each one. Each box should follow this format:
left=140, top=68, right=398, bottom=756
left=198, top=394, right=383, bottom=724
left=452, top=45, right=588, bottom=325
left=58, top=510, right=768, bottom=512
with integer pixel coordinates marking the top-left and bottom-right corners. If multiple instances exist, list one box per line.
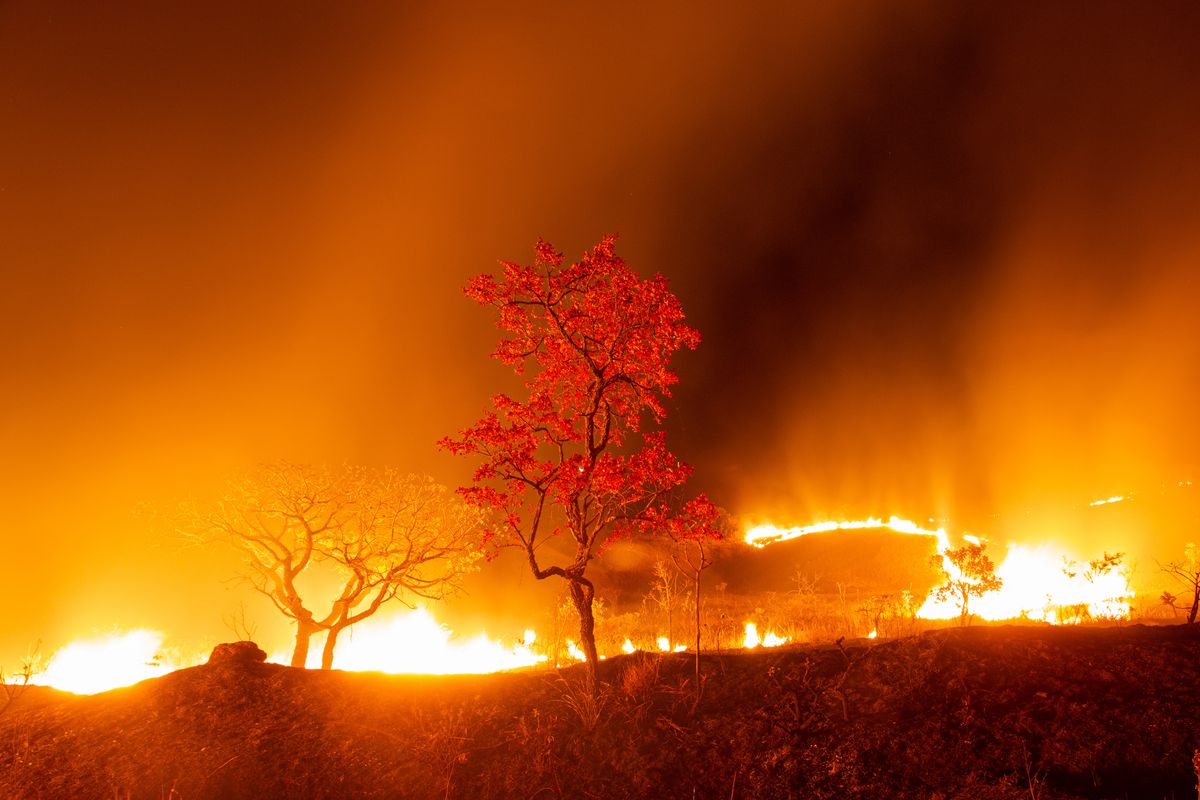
left=694, top=569, right=701, bottom=688
left=321, top=626, right=342, bottom=670
left=667, top=593, right=674, bottom=650
left=569, top=580, right=599, bottom=692
left=1189, top=588, right=1199, bottom=624
left=291, top=620, right=319, bottom=668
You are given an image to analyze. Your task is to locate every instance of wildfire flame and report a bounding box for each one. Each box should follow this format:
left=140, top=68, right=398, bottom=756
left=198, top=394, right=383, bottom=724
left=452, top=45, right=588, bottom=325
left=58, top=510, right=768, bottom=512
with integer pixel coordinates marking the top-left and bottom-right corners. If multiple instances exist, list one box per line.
left=744, top=516, right=1134, bottom=624
left=918, top=543, right=1133, bottom=623
left=745, top=516, right=950, bottom=551
left=25, top=513, right=1138, bottom=697
left=743, top=622, right=790, bottom=648
left=564, top=639, right=587, bottom=662
left=31, top=630, right=188, bottom=695
left=278, top=607, right=548, bottom=674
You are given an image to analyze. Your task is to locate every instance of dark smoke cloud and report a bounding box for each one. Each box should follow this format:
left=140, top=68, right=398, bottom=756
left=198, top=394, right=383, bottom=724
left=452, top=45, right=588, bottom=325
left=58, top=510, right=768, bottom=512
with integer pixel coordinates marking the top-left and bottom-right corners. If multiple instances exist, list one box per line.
left=661, top=4, right=1200, bottom=545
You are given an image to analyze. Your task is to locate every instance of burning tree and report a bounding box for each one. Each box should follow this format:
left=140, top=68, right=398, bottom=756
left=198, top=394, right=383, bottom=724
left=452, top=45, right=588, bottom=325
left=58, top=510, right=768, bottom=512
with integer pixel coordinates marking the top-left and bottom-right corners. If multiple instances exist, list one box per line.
left=1160, top=542, right=1200, bottom=623
left=185, top=464, right=482, bottom=668
left=929, top=541, right=1003, bottom=626
left=441, top=237, right=720, bottom=691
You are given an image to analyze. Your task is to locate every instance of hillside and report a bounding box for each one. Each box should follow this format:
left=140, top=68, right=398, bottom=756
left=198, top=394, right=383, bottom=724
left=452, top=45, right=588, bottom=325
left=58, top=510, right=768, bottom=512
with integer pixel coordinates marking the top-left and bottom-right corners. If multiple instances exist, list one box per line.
left=712, top=527, right=941, bottom=596
left=2, top=625, right=1198, bottom=799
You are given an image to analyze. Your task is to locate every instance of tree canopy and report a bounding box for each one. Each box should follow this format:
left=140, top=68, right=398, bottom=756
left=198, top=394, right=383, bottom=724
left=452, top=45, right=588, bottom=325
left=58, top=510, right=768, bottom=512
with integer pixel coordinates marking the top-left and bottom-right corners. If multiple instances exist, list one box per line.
left=442, top=237, right=720, bottom=688
left=930, top=541, right=1003, bottom=626
left=184, top=463, right=483, bottom=668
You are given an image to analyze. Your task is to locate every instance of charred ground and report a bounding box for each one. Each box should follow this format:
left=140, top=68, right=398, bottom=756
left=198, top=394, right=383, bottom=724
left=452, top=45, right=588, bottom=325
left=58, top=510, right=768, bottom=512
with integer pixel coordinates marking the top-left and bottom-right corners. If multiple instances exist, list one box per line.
left=2, top=625, right=1198, bottom=799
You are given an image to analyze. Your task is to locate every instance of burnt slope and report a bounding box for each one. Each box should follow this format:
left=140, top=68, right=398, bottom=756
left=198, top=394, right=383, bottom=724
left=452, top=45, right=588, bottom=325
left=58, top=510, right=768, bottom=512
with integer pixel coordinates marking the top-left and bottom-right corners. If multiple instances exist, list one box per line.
left=1, top=625, right=1198, bottom=799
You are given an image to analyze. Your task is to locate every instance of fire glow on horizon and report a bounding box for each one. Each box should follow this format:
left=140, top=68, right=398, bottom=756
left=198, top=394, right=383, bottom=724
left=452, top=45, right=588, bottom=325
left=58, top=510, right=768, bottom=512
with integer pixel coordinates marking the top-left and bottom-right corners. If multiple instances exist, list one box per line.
left=745, top=516, right=952, bottom=552
left=16, top=612, right=796, bottom=695
left=29, top=630, right=187, bottom=696
left=745, top=517, right=1135, bottom=623
left=15, top=516, right=1139, bottom=696
left=275, top=608, right=549, bottom=675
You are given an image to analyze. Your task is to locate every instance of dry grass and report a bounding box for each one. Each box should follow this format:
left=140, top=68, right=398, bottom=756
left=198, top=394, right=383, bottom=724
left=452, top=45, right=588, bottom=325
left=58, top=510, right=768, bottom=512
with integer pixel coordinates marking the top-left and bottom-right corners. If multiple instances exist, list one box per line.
left=3, top=626, right=1200, bottom=799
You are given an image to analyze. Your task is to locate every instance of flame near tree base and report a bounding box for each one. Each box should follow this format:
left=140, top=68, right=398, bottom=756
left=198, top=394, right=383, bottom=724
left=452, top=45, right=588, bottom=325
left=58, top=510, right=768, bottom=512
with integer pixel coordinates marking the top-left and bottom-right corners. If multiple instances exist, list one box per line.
left=19, top=612, right=798, bottom=695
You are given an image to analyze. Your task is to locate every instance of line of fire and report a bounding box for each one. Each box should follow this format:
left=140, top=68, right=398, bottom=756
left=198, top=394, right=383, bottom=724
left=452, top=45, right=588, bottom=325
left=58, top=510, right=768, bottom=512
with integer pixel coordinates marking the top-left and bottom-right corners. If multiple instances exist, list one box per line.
left=13, top=501, right=1196, bottom=697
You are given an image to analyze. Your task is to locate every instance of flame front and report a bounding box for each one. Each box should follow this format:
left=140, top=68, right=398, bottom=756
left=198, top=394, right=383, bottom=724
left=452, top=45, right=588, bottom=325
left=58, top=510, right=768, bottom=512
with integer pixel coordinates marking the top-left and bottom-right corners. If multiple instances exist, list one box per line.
left=745, top=516, right=950, bottom=551
left=743, top=622, right=790, bottom=648
left=286, top=608, right=549, bottom=674
left=744, top=516, right=1134, bottom=624
left=32, top=630, right=187, bottom=695
left=918, top=543, right=1133, bottom=622
left=27, top=517, right=1138, bottom=697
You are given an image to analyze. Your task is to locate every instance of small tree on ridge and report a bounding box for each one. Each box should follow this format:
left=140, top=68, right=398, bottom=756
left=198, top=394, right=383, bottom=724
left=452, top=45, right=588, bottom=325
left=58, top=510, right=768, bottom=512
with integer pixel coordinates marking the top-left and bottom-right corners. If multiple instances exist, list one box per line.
left=930, top=541, right=1003, bottom=626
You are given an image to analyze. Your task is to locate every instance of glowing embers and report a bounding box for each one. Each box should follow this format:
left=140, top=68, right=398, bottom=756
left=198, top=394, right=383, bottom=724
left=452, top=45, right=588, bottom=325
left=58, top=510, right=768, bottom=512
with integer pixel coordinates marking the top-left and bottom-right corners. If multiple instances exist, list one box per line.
left=919, top=543, right=1133, bottom=623
left=304, top=607, right=548, bottom=675
left=744, top=516, right=950, bottom=551
left=33, top=629, right=185, bottom=695
left=742, top=622, right=789, bottom=649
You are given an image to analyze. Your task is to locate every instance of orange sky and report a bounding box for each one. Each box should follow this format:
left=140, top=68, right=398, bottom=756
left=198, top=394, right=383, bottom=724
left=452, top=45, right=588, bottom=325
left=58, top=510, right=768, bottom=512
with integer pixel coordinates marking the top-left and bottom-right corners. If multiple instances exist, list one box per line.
left=3, top=3, right=1199, bottom=665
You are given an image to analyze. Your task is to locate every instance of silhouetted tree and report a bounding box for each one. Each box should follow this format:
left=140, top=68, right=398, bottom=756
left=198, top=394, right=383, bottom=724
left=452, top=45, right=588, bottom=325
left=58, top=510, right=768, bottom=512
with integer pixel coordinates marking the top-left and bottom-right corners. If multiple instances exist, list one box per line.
left=1, top=644, right=39, bottom=718
left=442, top=237, right=720, bottom=692
left=1160, top=542, right=1200, bottom=623
left=647, top=560, right=684, bottom=649
left=184, top=464, right=482, bottom=668
left=930, top=542, right=1003, bottom=626
left=671, top=532, right=721, bottom=691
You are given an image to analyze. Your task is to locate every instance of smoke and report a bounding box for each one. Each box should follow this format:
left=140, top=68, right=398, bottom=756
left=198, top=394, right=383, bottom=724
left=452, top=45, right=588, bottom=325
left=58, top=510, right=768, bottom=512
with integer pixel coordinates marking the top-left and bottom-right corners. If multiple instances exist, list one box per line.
left=661, top=3, right=1200, bottom=562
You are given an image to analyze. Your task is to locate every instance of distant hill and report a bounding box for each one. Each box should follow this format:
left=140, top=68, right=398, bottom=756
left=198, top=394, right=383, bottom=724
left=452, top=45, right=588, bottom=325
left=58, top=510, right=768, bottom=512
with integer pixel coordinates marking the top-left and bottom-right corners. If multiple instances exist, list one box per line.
left=593, top=526, right=942, bottom=608
left=711, top=527, right=941, bottom=597
left=3, top=625, right=1198, bottom=799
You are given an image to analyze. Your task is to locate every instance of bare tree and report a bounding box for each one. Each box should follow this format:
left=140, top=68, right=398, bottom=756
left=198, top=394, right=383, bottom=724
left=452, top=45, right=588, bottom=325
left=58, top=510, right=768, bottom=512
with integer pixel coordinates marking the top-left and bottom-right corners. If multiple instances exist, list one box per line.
left=1160, top=542, right=1200, bottom=624
left=222, top=602, right=259, bottom=642
left=1, top=643, right=40, bottom=718
left=1060, top=551, right=1126, bottom=623
left=646, top=560, right=684, bottom=650
left=183, top=464, right=483, bottom=668
left=671, top=536, right=715, bottom=690
left=317, top=471, right=484, bottom=669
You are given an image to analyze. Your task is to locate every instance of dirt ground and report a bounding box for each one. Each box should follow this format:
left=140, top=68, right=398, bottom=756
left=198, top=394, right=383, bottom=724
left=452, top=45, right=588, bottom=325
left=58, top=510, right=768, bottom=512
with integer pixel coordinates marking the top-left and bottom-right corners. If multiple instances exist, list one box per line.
left=2, top=624, right=1198, bottom=799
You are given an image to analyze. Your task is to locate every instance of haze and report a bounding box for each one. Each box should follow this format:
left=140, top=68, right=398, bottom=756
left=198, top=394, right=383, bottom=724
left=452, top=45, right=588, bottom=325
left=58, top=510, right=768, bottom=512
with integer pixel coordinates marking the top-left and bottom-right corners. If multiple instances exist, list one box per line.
left=3, top=3, right=1198, bottom=664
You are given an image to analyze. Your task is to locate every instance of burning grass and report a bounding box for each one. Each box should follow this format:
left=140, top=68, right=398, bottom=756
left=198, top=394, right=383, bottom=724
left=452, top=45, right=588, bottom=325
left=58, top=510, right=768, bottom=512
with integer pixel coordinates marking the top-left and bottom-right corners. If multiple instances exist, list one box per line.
left=2, top=624, right=1198, bottom=799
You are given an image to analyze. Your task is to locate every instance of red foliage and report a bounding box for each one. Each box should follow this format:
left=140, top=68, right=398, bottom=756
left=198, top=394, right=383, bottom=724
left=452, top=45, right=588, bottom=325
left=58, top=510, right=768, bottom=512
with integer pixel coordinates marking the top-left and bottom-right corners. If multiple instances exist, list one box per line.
left=440, top=237, right=720, bottom=634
